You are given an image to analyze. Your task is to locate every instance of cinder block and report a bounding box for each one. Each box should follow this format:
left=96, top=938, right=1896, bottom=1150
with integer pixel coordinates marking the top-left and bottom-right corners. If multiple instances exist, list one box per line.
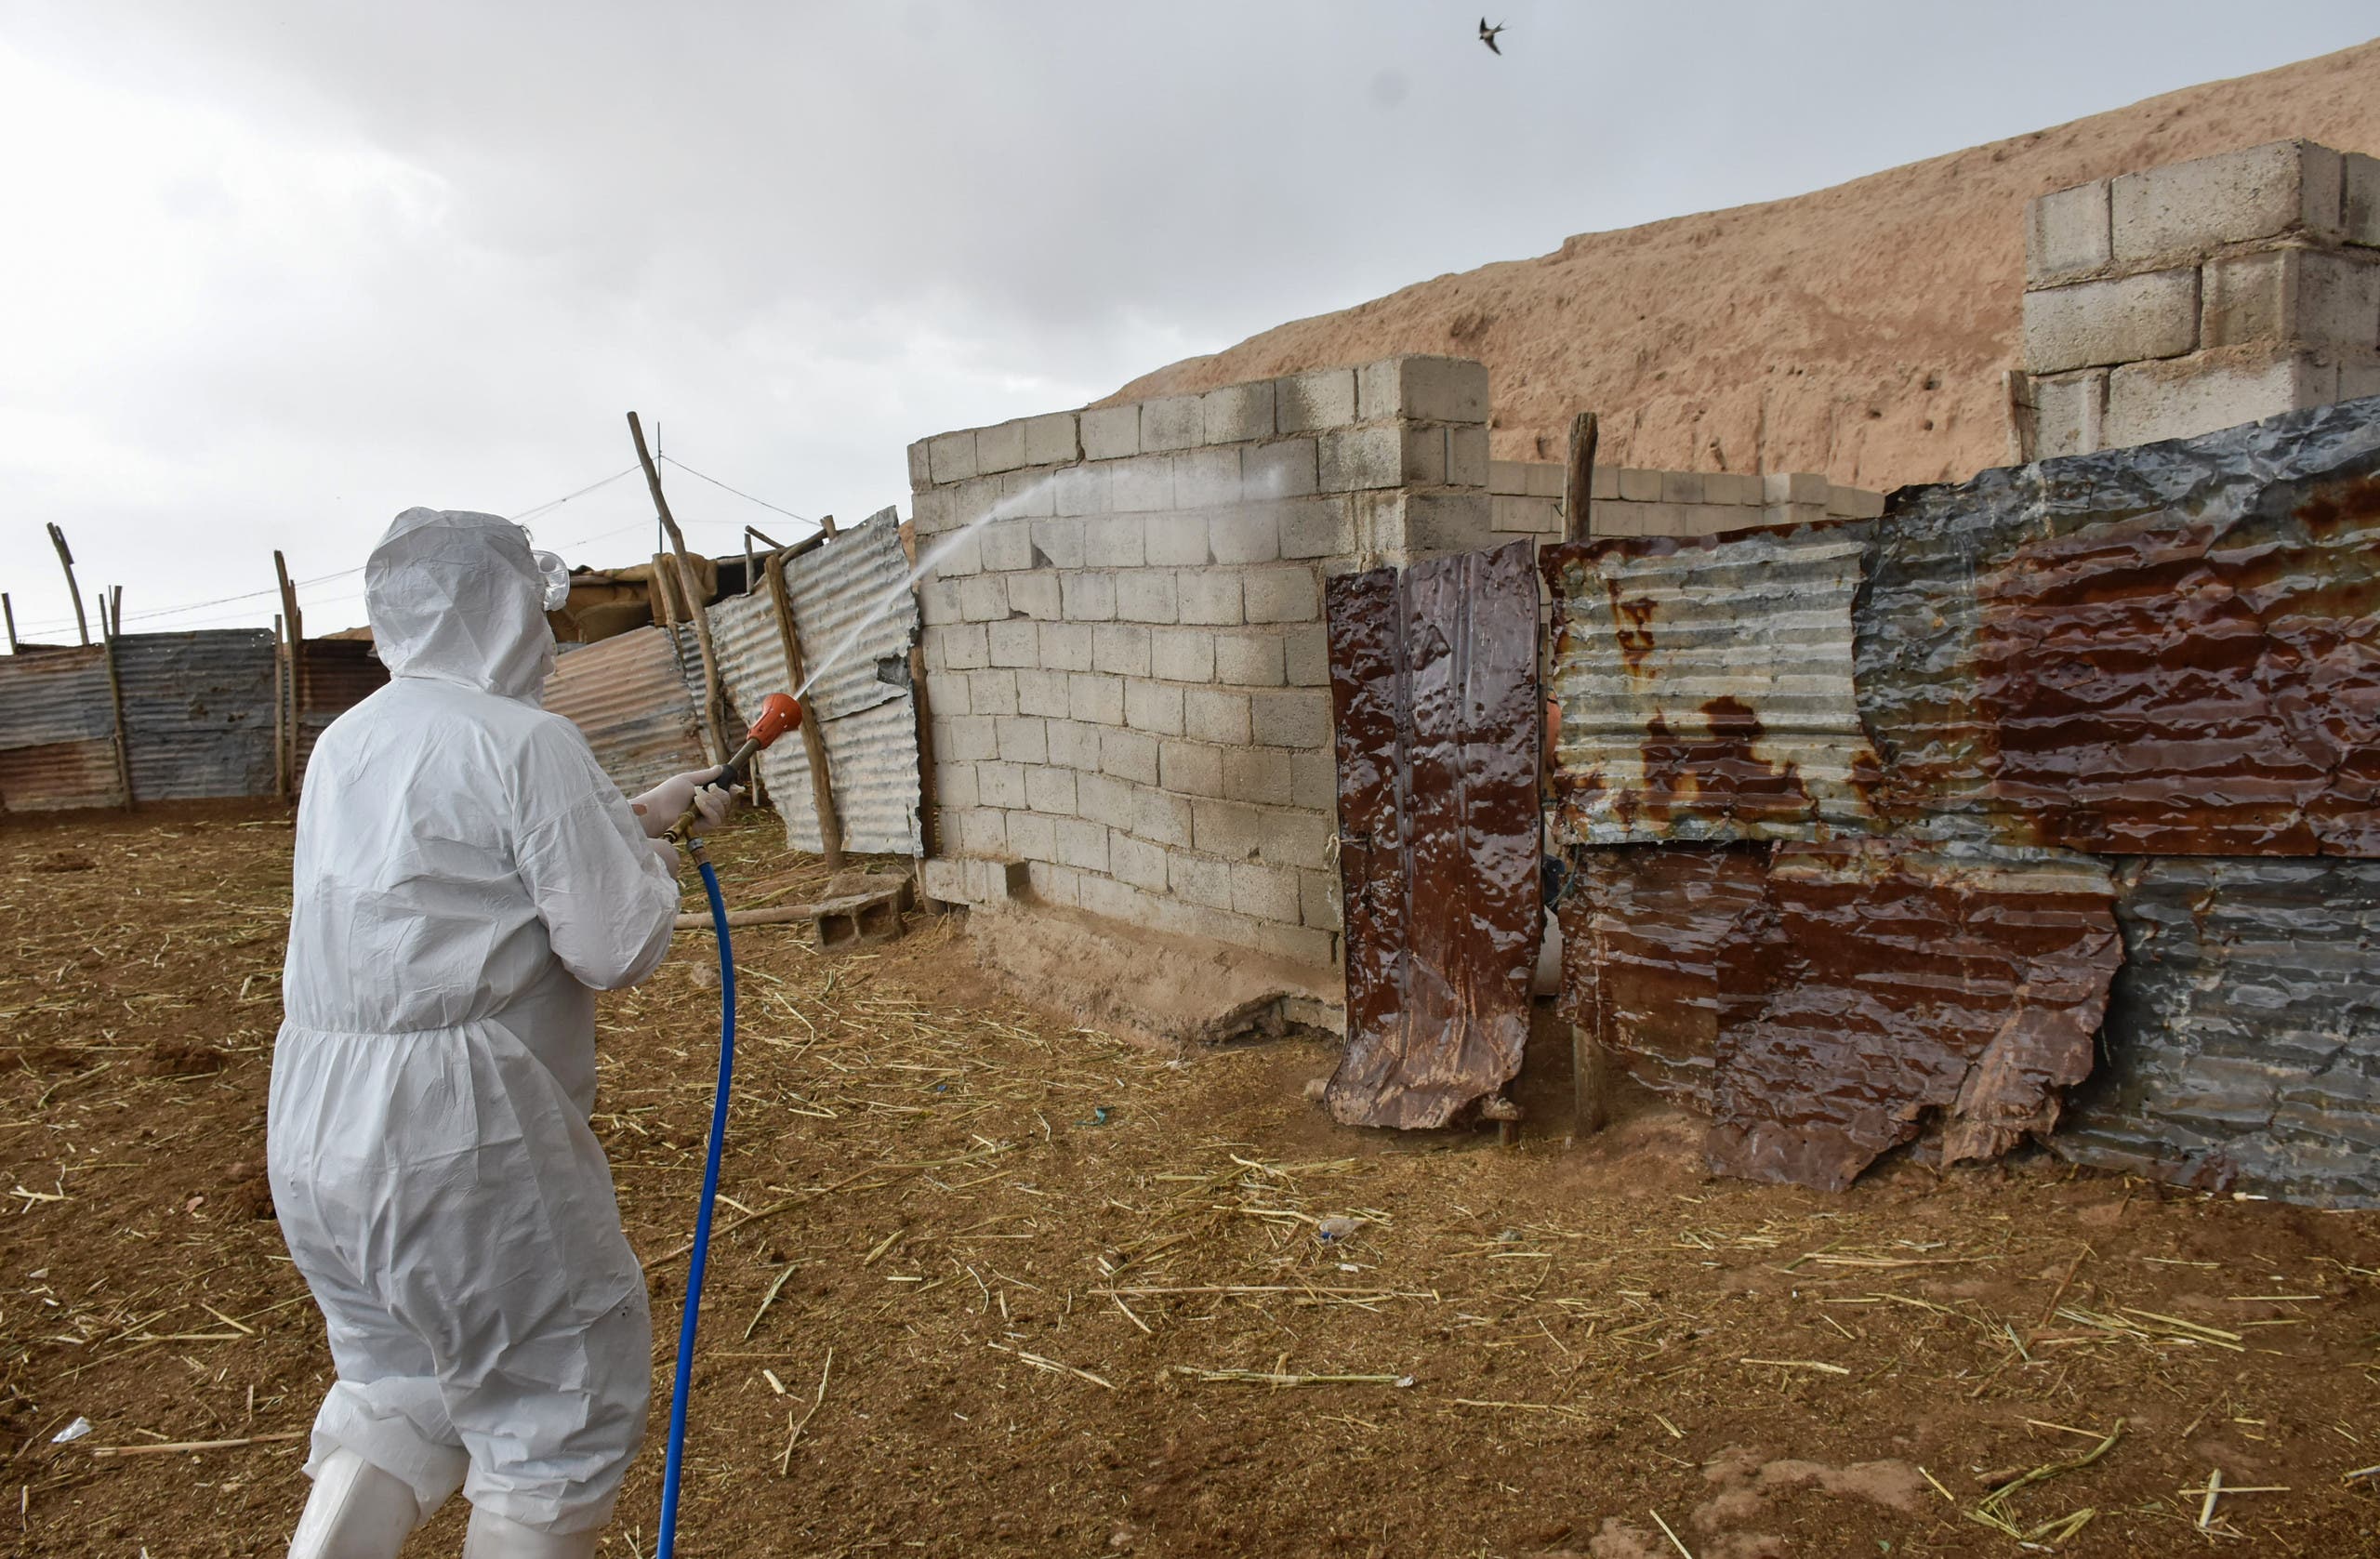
left=1829, top=486, right=1887, bottom=520
left=1115, top=571, right=1180, bottom=624
left=1214, top=630, right=1287, bottom=688
left=1290, top=749, right=1335, bottom=810
left=1401, top=425, right=1448, bottom=484
left=1356, top=355, right=1489, bottom=423
left=971, top=857, right=1032, bottom=902
left=2345, top=356, right=2380, bottom=400
left=1276, top=367, right=1358, bottom=431
left=1026, top=861, right=1079, bottom=906
left=994, top=716, right=1048, bottom=765
left=1110, top=830, right=1170, bottom=892
left=1659, top=469, right=1703, bottom=504
left=1278, top=497, right=1355, bottom=561
left=1488, top=459, right=1530, bottom=495
left=958, top=575, right=1008, bottom=623
left=969, top=669, right=1019, bottom=718
left=1047, top=718, right=1102, bottom=772
left=1244, top=438, right=1319, bottom=500
left=1141, top=394, right=1204, bottom=452
left=1587, top=465, right=1617, bottom=501
left=1076, top=873, right=1141, bottom=925
left=929, top=667, right=972, bottom=715
left=1028, top=517, right=1083, bottom=569
left=1617, top=468, right=1662, bottom=502
left=1300, top=868, right=1342, bottom=931
left=1159, top=739, right=1224, bottom=797
left=1146, top=515, right=1210, bottom=567
left=1039, top=622, right=1092, bottom=672
left=1131, top=786, right=1195, bottom=847
left=1174, top=447, right=1242, bottom=508
left=1250, top=688, right=1331, bottom=749
left=976, top=419, right=1027, bottom=475
left=1083, top=516, right=1144, bottom=568
left=986, top=619, right=1038, bottom=668
left=1183, top=686, right=1251, bottom=745
left=1061, top=571, right=1116, bottom=622
left=1091, top=622, right=1153, bottom=677
left=1319, top=426, right=1404, bottom=491
left=1126, top=679, right=1186, bottom=735
left=1067, top=671, right=1125, bottom=726
left=1076, top=772, right=1132, bottom=829
left=2112, top=139, right=2346, bottom=266
left=1223, top=746, right=1292, bottom=806
left=1024, top=412, right=1081, bottom=467
left=1053, top=818, right=1108, bottom=872
left=910, top=485, right=956, bottom=535
left=1080, top=403, right=1139, bottom=461
left=919, top=856, right=968, bottom=904
left=1150, top=626, right=1217, bottom=682
left=976, top=760, right=1025, bottom=808
left=933, top=623, right=989, bottom=673
left=1762, top=471, right=1830, bottom=505
left=1191, top=798, right=1332, bottom=869
left=1703, top=472, right=1759, bottom=506
left=958, top=808, right=1008, bottom=855
left=2106, top=349, right=2339, bottom=448
left=1054, top=463, right=1111, bottom=517
left=1000, top=469, right=1056, bottom=519
left=1210, top=509, right=1282, bottom=565
left=2202, top=246, right=2380, bottom=350
left=2021, top=269, right=2200, bottom=373
left=1243, top=566, right=1319, bottom=624
left=1002, top=808, right=1051, bottom=858
left=2028, top=179, right=2112, bottom=284
left=1230, top=860, right=1302, bottom=925
left=1448, top=426, right=1489, bottom=488
left=1176, top=570, right=1244, bottom=626
left=2349, top=152, right=2380, bottom=247
left=1253, top=922, right=1336, bottom=968
left=936, top=760, right=977, bottom=809
left=1100, top=726, right=1159, bottom=786
left=1404, top=492, right=1493, bottom=554
left=1025, top=767, right=1078, bottom=816
left=1282, top=623, right=1329, bottom=688
left=1169, top=852, right=1234, bottom=910
left=1110, top=455, right=1172, bottom=513
left=1017, top=668, right=1071, bottom=719
left=906, top=440, right=932, bottom=492
left=980, top=519, right=1036, bottom=572
left=927, top=429, right=979, bottom=483
left=1202, top=381, right=1276, bottom=444
left=1006, top=573, right=1060, bottom=621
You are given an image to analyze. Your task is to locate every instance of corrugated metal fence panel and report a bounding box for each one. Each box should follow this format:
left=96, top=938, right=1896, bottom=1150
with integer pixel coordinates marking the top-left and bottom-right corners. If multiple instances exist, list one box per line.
left=0, top=647, right=123, bottom=812
left=706, top=588, right=826, bottom=852
left=1324, top=539, right=1540, bottom=1130
left=1860, top=397, right=2380, bottom=852
left=115, top=631, right=277, bottom=800
left=1542, top=524, right=1883, bottom=846
left=296, top=640, right=390, bottom=789
left=540, top=626, right=707, bottom=796
left=2057, top=855, right=2380, bottom=1208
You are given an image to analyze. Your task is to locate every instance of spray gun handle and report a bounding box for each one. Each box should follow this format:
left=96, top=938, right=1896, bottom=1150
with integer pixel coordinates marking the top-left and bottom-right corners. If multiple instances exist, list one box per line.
left=665, top=694, right=802, bottom=844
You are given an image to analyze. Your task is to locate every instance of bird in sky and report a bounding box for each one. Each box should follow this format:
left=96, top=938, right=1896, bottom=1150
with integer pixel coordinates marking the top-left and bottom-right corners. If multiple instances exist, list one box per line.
left=1479, top=18, right=1506, bottom=54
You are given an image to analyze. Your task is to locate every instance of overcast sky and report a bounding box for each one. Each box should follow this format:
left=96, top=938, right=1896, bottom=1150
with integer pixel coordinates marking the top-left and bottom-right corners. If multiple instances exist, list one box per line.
left=2, top=3, right=2373, bottom=640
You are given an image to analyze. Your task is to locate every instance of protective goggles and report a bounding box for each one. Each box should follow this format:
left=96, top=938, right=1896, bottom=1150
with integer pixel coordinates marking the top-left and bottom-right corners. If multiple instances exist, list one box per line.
left=516, top=525, right=573, bottom=611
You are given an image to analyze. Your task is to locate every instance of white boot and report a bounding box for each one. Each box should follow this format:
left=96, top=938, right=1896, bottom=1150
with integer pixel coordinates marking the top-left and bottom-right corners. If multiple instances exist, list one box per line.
left=461, top=1506, right=598, bottom=1559
left=288, top=1447, right=424, bottom=1559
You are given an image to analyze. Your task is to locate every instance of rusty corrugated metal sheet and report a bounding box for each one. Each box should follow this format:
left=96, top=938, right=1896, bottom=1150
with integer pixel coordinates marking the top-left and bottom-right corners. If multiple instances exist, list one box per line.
left=540, top=626, right=708, bottom=795
left=295, top=639, right=390, bottom=789
left=1860, top=396, right=2380, bottom=851
left=1542, top=524, right=1883, bottom=845
left=1325, top=539, right=1540, bottom=1130
left=2056, top=855, right=2380, bottom=1208
left=115, top=631, right=277, bottom=801
left=0, top=647, right=124, bottom=812
left=1561, top=840, right=2120, bottom=1192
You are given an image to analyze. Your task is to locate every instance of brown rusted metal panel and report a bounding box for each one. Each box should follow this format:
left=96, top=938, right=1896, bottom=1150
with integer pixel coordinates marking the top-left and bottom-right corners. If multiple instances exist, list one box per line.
left=0, top=739, right=123, bottom=813
left=0, top=646, right=126, bottom=812
left=1323, top=539, right=1540, bottom=1130
left=294, top=639, right=390, bottom=790
left=540, top=626, right=708, bottom=795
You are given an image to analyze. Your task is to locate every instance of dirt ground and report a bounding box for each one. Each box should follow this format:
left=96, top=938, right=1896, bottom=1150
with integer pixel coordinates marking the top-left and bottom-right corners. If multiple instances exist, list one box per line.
left=4, top=806, right=2377, bottom=1558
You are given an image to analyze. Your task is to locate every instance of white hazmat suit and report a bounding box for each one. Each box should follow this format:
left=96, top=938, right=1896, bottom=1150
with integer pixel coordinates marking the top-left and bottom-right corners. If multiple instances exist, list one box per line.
left=268, top=509, right=707, bottom=1556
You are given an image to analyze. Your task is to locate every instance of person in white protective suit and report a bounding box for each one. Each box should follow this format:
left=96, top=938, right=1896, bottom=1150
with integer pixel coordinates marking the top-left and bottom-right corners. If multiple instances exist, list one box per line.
left=267, top=509, right=734, bottom=1559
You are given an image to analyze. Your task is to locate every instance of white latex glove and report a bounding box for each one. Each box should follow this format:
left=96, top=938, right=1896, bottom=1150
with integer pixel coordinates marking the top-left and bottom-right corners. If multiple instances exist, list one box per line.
left=650, top=837, right=684, bottom=878
left=628, top=769, right=739, bottom=839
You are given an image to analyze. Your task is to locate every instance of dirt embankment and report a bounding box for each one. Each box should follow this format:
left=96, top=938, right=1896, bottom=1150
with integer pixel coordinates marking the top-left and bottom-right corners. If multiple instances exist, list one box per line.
left=1112, top=39, right=2380, bottom=493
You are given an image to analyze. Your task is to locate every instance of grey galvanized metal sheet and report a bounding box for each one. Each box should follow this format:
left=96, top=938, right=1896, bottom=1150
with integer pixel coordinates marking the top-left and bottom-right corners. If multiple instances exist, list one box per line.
left=540, top=626, right=708, bottom=796
left=1325, top=539, right=1541, bottom=1130
left=1541, top=523, right=1884, bottom=846
left=0, top=647, right=123, bottom=812
left=706, top=588, right=830, bottom=852
left=2057, top=855, right=2380, bottom=1208
left=115, top=630, right=277, bottom=801
left=1860, top=393, right=2380, bottom=853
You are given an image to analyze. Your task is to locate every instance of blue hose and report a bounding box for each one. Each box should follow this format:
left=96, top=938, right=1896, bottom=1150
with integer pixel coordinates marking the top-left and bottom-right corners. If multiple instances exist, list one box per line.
left=655, top=857, right=735, bottom=1559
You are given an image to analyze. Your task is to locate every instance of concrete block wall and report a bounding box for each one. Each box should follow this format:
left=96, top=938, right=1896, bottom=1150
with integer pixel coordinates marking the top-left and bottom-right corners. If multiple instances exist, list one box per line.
left=906, top=355, right=1499, bottom=970
left=1484, top=461, right=1884, bottom=543
left=2019, top=139, right=2380, bottom=457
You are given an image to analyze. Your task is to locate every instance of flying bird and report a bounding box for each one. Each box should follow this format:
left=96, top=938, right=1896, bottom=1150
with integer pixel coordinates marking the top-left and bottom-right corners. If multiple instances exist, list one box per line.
left=1479, top=18, right=1506, bottom=54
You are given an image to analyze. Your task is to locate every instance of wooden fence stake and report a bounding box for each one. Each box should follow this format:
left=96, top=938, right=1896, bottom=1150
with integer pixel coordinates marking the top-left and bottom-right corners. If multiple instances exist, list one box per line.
left=97, top=591, right=134, bottom=809
left=47, top=523, right=89, bottom=645
left=763, top=548, right=843, bottom=870
left=3, top=591, right=17, bottom=653
left=628, top=411, right=731, bottom=765
left=271, top=614, right=288, bottom=800
left=274, top=552, right=305, bottom=795
left=1563, top=411, right=1599, bottom=545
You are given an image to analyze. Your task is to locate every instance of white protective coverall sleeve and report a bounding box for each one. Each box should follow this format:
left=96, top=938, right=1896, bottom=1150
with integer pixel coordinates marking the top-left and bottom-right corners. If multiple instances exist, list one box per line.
left=267, top=509, right=681, bottom=1537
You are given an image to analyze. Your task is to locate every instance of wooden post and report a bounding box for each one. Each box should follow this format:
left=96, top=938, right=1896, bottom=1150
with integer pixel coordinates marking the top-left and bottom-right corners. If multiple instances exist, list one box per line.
left=909, top=642, right=938, bottom=864
left=763, top=548, right=843, bottom=870
left=274, top=551, right=305, bottom=794
left=47, top=523, right=89, bottom=645
left=3, top=592, right=17, bottom=652
left=97, top=592, right=134, bottom=809
left=271, top=614, right=288, bottom=800
left=1562, top=411, right=1599, bottom=545
left=1573, top=905, right=1610, bottom=1140
left=628, top=410, right=730, bottom=765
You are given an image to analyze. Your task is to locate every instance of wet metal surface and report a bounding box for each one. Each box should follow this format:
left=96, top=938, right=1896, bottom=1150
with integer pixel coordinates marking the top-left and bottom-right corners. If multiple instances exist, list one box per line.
left=1541, top=524, right=1882, bottom=845
left=2057, top=855, right=2380, bottom=1208
left=115, top=631, right=277, bottom=802
left=1326, top=539, right=1540, bottom=1130
left=541, top=626, right=709, bottom=795
left=0, top=647, right=123, bottom=812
